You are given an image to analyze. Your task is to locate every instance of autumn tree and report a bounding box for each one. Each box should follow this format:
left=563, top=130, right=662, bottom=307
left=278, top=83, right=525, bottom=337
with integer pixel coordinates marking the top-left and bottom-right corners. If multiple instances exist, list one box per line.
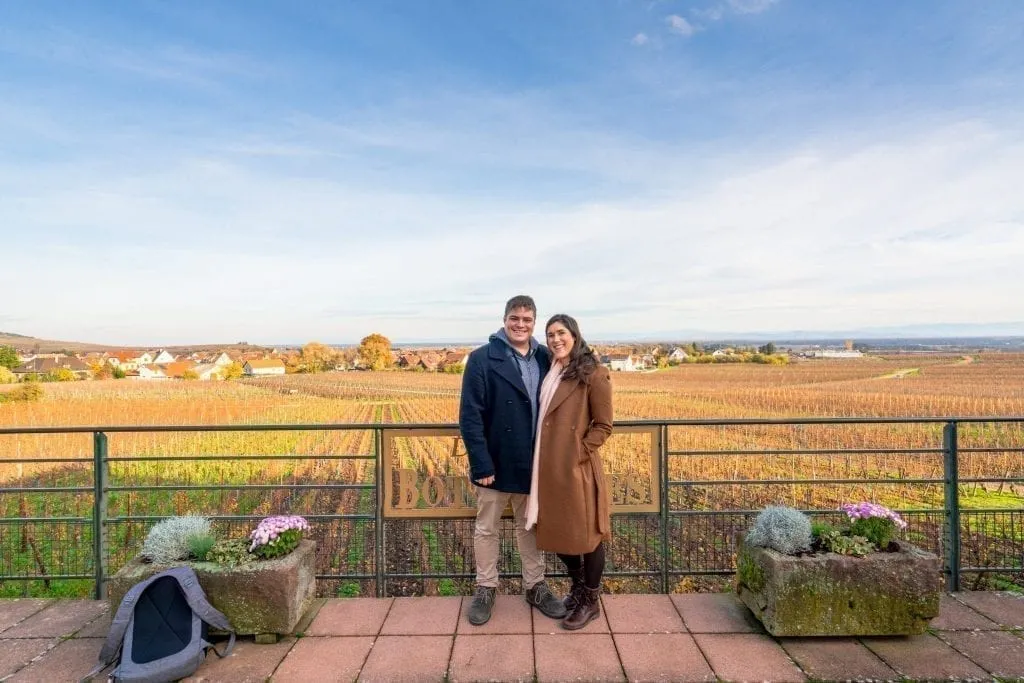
left=221, top=361, right=244, bottom=380
left=90, top=361, right=114, bottom=380
left=301, top=341, right=336, bottom=373
left=0, top=345, right=18, bottom=370
left=0, top=367, right=15, bottom=384
left=358, top=333, right=393, bottom=371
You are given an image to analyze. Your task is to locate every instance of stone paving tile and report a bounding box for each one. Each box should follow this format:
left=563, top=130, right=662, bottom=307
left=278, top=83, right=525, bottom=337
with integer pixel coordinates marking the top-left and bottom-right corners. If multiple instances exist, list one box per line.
left=272, top=635, right=374, bottom=682
left=953, top=590, right=1024, bottom=629
left=861, top=633, right=990, bottom=681
left=72, top=610, right=111, bottom=638
left=1, top=600, right=108, bottom=638
left=532, top=601, right=610, bottom=634
left=380, top=597, right=462, bottom=636
left=307, top=597, right=394, bottom=636
left=534, top=633, right=625, bottom=682
left=181, top=637, right=294, bottom=683
left=670, top=594, right=763, bottom=634
left=778, top=637, right=896, bottom=682
left=0, top=638, right=59, bottom=679
left=931, top=593, right=1000, bottom=631
left=0, top=600, right=52, bottom=634
left=5, top=637, right=102, bottom=683
left=937, top=629, right=1024, bottom=680
left=457, top=594, right=533, bottom=634
left=613, top=633, right=715, bottom=682
left=602, top=594, right=686, bottom=633
left=694, top=633, right=805, bottom=682
left=449, top=634, right=533, bottom=683
left=358, top=635, right=452, bottom=683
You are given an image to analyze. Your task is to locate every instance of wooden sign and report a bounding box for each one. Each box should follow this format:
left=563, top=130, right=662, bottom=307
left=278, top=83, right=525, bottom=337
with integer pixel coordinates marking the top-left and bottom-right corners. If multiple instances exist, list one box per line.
left=381, top=426, right=660, bottom=518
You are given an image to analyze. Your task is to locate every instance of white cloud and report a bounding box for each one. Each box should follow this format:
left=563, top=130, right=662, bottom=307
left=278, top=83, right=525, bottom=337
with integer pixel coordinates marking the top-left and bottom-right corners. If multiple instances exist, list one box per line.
left=693, top=0, right=778, bottom=24
left=4, top=117, right=1023, bottom=343
left=631, top=33, right=649, bottom=46
left=666, top=15, right=697, bottom=37
left=727, top=0, right=779, bottom=15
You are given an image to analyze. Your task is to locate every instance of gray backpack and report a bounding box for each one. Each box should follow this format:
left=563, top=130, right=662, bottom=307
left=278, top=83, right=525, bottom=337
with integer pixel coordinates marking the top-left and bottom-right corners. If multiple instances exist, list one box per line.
left=86, top=566, right=235, bottom=683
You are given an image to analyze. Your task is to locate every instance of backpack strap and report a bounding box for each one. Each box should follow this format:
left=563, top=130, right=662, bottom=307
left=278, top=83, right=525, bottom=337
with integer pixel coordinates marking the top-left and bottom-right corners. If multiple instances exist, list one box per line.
left=97, top=567, right=185, bottom=666
left=168, top=567, right=237, bottom=657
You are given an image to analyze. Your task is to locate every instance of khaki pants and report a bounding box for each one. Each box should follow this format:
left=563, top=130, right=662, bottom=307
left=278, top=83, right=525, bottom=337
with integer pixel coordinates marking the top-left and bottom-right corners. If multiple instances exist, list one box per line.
left=473, top=486, right=546, bottom=589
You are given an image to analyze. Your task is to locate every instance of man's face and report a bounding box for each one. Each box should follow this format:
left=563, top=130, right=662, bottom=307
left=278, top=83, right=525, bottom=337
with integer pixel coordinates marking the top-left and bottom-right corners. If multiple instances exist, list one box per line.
left=503, top=306, right=536, bottom=347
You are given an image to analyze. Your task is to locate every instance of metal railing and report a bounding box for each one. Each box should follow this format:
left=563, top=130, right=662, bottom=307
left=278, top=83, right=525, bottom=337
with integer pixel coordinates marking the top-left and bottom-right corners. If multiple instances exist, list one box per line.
left=1, top=417, right=1022, bottom=599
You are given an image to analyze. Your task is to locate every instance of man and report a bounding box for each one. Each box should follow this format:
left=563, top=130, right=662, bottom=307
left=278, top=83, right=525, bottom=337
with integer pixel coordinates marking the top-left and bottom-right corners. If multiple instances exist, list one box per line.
left=459, top=294, right=567, bottom=625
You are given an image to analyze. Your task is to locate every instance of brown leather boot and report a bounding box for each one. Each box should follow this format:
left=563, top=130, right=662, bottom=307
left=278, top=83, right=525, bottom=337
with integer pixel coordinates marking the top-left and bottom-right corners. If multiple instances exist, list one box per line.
left=561, top=585, right=601, bottom=630
left=563, top=568, right=585, bottom=612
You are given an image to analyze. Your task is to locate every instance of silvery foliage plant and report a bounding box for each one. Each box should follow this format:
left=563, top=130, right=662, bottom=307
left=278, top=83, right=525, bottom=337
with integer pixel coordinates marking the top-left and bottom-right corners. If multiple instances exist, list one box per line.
left=141, top=515, right=213, bottom=564
left=745, top=505, right=813, bottom=555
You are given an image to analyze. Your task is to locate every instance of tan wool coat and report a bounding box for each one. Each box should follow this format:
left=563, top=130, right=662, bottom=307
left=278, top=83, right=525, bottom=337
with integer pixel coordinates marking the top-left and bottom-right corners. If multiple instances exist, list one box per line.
left=534, top=364, right=614, bottom=555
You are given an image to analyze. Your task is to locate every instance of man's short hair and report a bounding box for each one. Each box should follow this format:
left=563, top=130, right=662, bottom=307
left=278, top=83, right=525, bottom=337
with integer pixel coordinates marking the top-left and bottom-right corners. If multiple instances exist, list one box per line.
left=504, top=295, right=537, bottom=319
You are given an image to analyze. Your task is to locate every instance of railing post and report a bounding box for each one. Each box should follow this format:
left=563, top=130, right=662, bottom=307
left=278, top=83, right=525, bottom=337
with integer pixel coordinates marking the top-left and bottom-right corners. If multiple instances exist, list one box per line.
left=659, top=424, right=669, bottom=594
left=374, top=427, right=386, bottom=597
left=93, top=431, right=109, bottom=600
left=942, top=421, right=961, bottom=592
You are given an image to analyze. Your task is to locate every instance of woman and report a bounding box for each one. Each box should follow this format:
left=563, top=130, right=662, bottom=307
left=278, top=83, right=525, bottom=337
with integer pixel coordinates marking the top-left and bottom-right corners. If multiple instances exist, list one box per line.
left=525, top=314, right=613, bottom=630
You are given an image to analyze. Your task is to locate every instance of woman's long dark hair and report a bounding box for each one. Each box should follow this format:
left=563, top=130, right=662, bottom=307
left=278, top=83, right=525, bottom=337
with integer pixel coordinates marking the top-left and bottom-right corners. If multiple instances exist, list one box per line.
left=546, top=314, right=598, bottom=383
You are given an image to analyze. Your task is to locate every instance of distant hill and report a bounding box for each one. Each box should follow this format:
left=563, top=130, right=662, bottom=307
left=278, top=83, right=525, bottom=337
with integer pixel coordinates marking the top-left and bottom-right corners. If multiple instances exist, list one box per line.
left=0, top=332, right=126, bottom=353
left=0, top=332, right=273, bottom=355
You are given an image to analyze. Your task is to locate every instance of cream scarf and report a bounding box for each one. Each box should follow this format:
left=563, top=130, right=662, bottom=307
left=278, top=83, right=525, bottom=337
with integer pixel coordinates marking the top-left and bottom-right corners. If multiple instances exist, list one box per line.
left=525, top=360, right=564, bottom=530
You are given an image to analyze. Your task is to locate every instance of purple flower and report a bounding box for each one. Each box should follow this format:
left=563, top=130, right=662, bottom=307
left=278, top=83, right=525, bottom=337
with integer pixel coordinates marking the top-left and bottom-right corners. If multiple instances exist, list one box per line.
left=840, top=502, right=907, bottom=529
left=248, top=515, right=310, bottom=552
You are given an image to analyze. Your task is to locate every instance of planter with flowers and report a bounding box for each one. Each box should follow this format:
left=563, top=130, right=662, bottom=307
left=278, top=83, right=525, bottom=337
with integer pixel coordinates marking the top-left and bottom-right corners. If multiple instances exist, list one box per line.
left=735, top=503, right=940, bottom=636
left=108, top=515, right=316, bottom=640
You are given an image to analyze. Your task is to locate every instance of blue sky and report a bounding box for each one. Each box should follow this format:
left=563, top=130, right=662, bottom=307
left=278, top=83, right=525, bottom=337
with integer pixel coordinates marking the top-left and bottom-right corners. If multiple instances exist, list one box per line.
left=2, top=1, right=1023, bottom=344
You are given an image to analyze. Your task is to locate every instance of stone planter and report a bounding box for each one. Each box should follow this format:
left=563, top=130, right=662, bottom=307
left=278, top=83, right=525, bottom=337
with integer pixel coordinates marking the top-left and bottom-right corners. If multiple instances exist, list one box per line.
left=108, top=540, right=317, bottom=640
left=735, top=540, right=940, bottom=636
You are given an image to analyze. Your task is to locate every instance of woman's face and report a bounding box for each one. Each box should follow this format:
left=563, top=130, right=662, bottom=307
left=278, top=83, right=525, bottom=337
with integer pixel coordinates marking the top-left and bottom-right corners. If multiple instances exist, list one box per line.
left=546, top=321, right=575, bottom=362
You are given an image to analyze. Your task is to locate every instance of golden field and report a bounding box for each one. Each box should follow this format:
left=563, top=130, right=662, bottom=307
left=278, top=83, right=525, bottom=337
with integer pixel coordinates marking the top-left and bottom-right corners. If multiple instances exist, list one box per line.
left=1, top=352, right=1022, bottom=596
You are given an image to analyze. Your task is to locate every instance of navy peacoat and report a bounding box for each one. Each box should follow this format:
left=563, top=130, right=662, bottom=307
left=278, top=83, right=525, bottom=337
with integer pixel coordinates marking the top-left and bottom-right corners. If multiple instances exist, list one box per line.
left=459, top=337, right=550, bottom=493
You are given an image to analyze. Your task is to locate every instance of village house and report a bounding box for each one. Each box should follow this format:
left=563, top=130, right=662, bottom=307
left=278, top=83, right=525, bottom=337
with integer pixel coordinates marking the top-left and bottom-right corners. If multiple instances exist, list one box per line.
left=243, top=359, right=286, bottom=376
left=397, top=353, right=422, bottom=369
left=418, top=352, right=442, bottom=372
left=151, top=350, right=176, bottom=365
left=13, top=355, right=91, bottom=379
left=668, top=347, right=689, bottom=363
left=604, top=353, right=638, bottom=372
left=160, top=361, right=196, bottom=379
left=107, top=350, right=152, bottom=371
left=136, top=364, right=167, bottom=380
left=440, top=351, right=468, bottom=370
left=811, top=349, right=865, bottom=359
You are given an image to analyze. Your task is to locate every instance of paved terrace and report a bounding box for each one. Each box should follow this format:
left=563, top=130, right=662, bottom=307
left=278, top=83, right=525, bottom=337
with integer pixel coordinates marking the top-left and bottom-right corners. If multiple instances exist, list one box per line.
left=0, top=591, right=1022, bottom=682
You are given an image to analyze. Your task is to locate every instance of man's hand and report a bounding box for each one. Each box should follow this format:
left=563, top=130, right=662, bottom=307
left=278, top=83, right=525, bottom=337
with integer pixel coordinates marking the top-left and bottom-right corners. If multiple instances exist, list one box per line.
left=474, top=475, right=495, bottom=486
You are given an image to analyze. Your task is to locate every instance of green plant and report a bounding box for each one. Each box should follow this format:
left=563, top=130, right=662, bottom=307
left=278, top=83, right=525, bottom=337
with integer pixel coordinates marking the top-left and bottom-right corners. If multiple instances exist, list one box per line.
left=141, top=515, right=212, bottom=564
left=745, top=505, right=812, bottom=555
left=818, top=528, right=874, bottom=557
left=3, top=382, right=43, bottom=402
left=337, top=581, right=361, bottom=597
left=840, top=502, right=907, bottom=550
left=206, top=538, right=256, bottom=567
left=249, top=515, right=309, bottom=559
left=438, top=578, right=458, bottom=596
left=810, top=520, right=836, bottom=539
left=187, top=533, right=217, bottom=561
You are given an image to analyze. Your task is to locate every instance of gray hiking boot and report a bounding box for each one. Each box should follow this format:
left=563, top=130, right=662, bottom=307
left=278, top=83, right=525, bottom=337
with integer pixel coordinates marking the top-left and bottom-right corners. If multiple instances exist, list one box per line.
left=525, top=580, right=568, bottom=619
left=467, top=585, right=496, bottom=625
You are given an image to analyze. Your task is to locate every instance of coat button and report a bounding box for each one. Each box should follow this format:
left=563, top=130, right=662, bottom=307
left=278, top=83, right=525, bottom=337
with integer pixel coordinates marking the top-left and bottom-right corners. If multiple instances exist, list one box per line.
left=506, top=399, right=512, bottom=404
left=505, top=427, right=511, bottom=432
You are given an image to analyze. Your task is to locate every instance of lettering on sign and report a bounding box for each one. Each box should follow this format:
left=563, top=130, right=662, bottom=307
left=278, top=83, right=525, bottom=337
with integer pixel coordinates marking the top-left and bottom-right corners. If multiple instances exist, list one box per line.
left=381, top=427, right=660, bottom=518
